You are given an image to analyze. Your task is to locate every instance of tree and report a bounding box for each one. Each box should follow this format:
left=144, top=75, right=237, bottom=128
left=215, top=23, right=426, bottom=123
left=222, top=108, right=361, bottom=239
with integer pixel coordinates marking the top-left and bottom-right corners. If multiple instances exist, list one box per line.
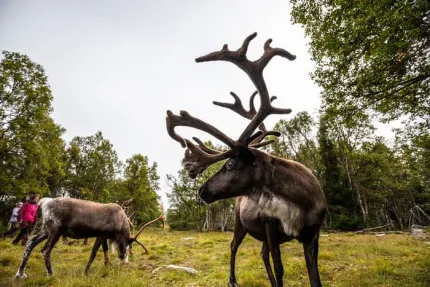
left=268, top=111, right=321, bottom=176
left=167, top=142, right=235, bottom=231
left=121, top=154, right=161, bottom=225
left=350, top=140, right=411, bottom=229
left=166, top=168, right=206, bottom=230
left=318, top=115, right=360, bottom=230
left=322, top=110, right=376, bottom=226
left=64, top=131, right=121, bottom=201
left=395, top=131, right=430, bottom=221
left=290, top=0, right=430, bottom=135
left=0, top=51, right=66, bottom=227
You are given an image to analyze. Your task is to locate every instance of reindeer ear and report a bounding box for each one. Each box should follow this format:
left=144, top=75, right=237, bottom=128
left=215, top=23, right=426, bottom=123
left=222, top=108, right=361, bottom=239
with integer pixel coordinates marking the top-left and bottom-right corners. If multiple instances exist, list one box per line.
left=237, top=146, right=255, bottom=163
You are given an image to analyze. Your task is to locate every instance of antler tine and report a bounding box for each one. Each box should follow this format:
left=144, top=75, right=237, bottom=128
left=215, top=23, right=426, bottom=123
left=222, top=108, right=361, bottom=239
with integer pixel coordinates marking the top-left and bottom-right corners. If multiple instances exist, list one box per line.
left=212, top=89, right=281, bottom=147
left=120, top=198, right=133, bottom=208
left=252, top=95, right=278, bottom=139
left=166, top=110, right=236, bottom=149
left=166, top=111, right=187, bottom=148
left=195, top=32, right=294, bottom=144
left=166, top=110, right=237, bottom=177
left=134, top=212, right=164, bottom=239
left=183, top=139, right=234, bottom=178
left=192, top=137, right=221, bottom=155
left=250, top=130, right=281, bottom=145
left=213, top=92, right=251, bottom=119
left=249, top=91, right=258, bottom=116
left=250, top=139, right=276, bottom=149
left=256, top=39, right=297, bottom=71
left=195, top=32, right=257, bottom=64
left=134, top=239, right=148, bottom=254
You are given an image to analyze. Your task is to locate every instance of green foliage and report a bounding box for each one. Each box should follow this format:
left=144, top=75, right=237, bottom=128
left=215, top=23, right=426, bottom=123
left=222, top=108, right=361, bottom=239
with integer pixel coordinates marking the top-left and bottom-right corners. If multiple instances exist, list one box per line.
left=64, top=131, right=121, bottom=201
left=0, top=51, right=66, bottom=225
left=0, top=51, right=162, bottom=230
left=268, top=111, right=322, bottom=177
left=395, top=132, right=430, bottom=217
left=287, top=0, right=430, bottom=228
left=266, top=110, right=429, bottom=230
left=167, top=141, right=235, bottom=231
left=290, top=0, right=430, bottom=136
left=119, top=154, right=161, bottom=225
left=318, top=114, right=360, bottom=230
left=64, top=134, right=161, bottom=225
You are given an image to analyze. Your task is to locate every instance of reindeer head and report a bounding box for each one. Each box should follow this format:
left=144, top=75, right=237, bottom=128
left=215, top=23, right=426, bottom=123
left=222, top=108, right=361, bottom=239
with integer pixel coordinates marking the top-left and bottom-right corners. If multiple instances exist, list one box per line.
left=166, top=32, right=295, bottom=203
left=116, top=206, right=163, bottom=261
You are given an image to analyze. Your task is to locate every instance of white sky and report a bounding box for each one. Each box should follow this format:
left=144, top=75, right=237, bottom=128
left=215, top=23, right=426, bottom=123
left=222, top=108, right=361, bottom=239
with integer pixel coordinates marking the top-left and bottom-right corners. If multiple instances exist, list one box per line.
left=0, top=1, right=397, bottom=207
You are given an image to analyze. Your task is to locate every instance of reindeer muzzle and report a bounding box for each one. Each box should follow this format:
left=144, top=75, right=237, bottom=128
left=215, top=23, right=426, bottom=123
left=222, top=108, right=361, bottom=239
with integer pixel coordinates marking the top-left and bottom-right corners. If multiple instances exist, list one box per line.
left=199, top=184, right=216, bottom=204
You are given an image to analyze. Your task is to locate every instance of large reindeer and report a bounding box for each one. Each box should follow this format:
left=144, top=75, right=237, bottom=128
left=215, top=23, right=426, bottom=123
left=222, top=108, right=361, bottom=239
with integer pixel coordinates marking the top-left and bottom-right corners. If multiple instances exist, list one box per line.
left=166, top=33, right=326, bottom=287
left=15, top=197, right=162, bottom=279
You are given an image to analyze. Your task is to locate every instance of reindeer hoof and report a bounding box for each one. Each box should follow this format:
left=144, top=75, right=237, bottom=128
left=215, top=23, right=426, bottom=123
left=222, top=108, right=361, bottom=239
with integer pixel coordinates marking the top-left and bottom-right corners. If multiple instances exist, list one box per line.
left=228, top=280, right=239, bottom=287
left=15, top=271, right=28, bottom=279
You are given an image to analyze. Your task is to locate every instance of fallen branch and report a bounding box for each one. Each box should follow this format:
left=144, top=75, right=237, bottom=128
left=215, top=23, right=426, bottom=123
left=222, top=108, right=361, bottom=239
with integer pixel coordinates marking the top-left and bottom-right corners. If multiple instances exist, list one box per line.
left=411, top=224, right=430, bottom=230
left=364, top=231, right=410, bottom=235
left=412, top=205, right=430, bottom=221
left=354, top=221, right=394, bottom=233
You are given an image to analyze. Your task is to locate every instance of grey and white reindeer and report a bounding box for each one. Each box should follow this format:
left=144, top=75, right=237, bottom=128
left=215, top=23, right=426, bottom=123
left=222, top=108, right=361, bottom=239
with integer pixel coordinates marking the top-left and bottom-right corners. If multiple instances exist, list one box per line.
left=166, top=32, right=327, bottom=287
left=15, top=197, right=162, bottom=279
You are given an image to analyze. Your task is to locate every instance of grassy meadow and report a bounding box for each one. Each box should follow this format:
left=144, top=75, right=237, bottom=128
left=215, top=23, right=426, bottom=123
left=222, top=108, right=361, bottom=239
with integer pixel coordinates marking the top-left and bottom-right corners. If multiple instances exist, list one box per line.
left=0, top=229, right=429, bottom=287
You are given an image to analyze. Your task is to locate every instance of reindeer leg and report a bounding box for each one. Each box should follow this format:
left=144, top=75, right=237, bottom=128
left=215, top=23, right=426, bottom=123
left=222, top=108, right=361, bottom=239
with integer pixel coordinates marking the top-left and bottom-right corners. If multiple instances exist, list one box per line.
left=85, top=236, right=104, bottom=275
left=15, top=232, right=48, bottom=279
left=228, top=218, right=247, bottom=287
left=42, top=232, right=61, bottom=277
left=265, top=221, right=284, bottom=287
left=261, top=241, right=276, bottom=286
left=302, top=225, right=322, bottom=287
left=102, top=239, right=110, bottom=266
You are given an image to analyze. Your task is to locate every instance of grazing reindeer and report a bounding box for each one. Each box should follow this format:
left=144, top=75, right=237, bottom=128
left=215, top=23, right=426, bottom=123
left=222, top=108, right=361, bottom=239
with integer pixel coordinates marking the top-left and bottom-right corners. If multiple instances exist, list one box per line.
left=63, top=199, right=136, bottom=248
left=110, top=199, right=165, bottom=254
left=166, top=32, right=326, bottom=287
left=15, top=197, right=162, bottom=279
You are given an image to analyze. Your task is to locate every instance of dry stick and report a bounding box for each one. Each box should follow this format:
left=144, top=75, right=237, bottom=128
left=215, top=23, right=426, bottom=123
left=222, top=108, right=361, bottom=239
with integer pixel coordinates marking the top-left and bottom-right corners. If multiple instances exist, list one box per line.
left=413, top=205, right=430, bottom=221
left=354, top=221, right=394, bottom=233
left=364, top=231, right=410, bottom=234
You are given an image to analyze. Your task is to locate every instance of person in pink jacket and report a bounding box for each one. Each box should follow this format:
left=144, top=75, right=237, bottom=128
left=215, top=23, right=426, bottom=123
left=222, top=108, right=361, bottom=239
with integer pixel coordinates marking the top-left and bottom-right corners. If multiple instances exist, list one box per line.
left=12, top=194, right=40, bottom=246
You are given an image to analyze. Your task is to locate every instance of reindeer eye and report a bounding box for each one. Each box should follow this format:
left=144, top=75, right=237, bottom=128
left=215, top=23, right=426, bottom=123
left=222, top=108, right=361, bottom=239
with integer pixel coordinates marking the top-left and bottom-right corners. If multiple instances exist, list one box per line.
left=226, top=160, right=235, bottom=170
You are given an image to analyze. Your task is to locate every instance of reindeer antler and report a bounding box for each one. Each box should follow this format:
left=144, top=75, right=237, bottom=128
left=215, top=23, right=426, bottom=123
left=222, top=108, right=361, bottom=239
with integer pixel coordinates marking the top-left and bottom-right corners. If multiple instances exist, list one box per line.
left=196, top=32, right=294, bottom=143
left=166, top=110, right=236, bottom=178
left=166, top=32, right=294, bottom=178
left=213, top=90, right=281, bottom=148
left=120, top=198, right=133, bottom=208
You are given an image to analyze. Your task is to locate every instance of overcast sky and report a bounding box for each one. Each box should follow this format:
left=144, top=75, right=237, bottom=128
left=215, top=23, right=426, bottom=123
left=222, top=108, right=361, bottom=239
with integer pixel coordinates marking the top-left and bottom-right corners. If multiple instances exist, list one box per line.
left=0, top=1, right=396, bottom=207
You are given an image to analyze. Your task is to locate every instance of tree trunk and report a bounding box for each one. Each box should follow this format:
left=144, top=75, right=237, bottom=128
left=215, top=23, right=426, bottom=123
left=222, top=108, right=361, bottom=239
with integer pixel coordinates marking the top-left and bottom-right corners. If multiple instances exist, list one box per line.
left=344, top=157, right=368, bottom=225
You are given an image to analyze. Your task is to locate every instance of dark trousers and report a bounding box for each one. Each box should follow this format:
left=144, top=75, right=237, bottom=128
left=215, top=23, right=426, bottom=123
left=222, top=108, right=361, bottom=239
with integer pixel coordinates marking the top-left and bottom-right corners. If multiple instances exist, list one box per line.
left=12, top=221, right=34, bottom=245
left=2, top=222, right=19, bottom=238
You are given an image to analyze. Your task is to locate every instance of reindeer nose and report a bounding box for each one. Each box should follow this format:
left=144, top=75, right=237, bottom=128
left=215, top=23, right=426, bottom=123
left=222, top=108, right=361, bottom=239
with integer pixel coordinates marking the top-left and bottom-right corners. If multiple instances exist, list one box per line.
left=199, top=184, right=216, bottom=204
left=198, top=184, right=207, bottom=198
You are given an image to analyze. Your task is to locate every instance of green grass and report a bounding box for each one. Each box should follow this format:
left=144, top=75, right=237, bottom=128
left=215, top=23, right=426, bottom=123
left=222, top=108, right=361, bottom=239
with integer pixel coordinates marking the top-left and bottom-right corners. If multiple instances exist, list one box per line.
left=0, top=229, right=429, bottom=287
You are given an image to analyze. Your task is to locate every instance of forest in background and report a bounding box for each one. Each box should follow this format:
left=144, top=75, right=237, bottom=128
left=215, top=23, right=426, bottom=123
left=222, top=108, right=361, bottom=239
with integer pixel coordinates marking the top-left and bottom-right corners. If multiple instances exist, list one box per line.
left=0, top=51, right=161, bottom=228
left=1, top=0, right=429, bottom=232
